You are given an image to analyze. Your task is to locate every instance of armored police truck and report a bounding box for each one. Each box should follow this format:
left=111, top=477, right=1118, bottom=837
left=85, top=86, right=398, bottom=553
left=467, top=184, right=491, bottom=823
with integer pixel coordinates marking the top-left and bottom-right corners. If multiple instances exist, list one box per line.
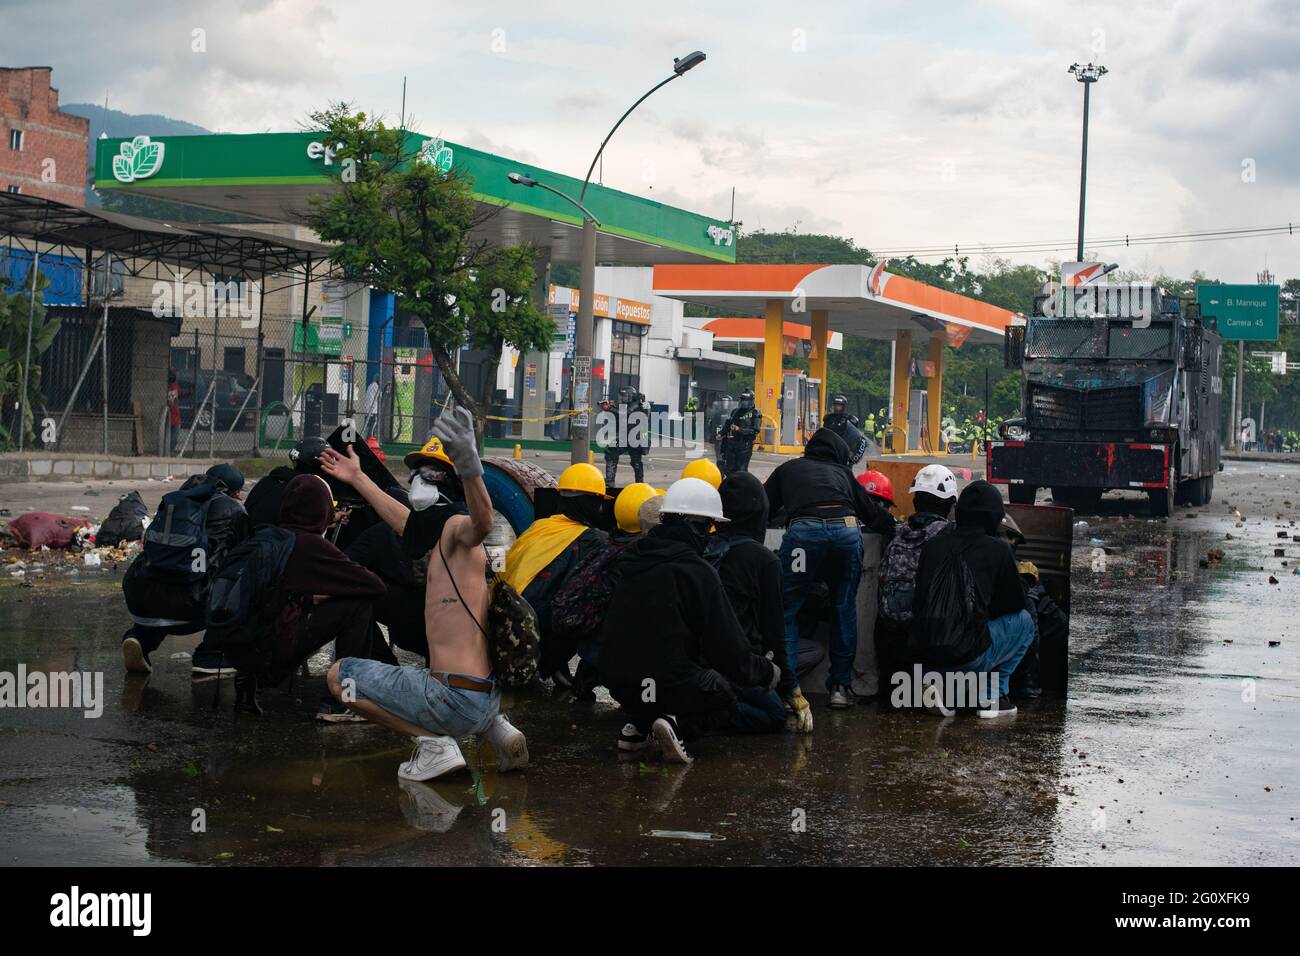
left=988, top=273, right=1222, bottom=517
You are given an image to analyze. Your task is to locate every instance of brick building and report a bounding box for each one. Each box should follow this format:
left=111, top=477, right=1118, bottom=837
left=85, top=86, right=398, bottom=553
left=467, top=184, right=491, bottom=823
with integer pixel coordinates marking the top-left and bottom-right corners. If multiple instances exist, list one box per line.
left=1, top=67, right=88, bottom=206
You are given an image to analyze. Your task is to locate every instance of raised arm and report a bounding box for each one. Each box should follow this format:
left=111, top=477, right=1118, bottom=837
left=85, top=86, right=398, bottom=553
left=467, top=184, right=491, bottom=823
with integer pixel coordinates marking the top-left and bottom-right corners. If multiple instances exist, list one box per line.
left=430, top=408, right=494, bottom=549
left=319, top=446, right=410, bottom=536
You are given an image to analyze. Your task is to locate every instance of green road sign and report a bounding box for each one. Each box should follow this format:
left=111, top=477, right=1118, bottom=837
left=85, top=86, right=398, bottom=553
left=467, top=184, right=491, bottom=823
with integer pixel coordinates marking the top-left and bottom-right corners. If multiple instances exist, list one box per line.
left=1196, top=284, right=1279, bottom=341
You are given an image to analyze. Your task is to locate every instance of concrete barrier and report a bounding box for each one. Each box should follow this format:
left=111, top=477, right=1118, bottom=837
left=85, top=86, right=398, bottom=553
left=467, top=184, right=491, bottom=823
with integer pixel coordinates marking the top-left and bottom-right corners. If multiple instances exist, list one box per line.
left=0, top=453, right=221, bottom=484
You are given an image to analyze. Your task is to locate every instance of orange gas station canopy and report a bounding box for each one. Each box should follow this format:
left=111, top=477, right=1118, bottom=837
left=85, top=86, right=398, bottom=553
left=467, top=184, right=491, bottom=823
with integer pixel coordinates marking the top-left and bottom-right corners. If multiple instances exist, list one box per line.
left=654, top=263, right=1015, bottom=345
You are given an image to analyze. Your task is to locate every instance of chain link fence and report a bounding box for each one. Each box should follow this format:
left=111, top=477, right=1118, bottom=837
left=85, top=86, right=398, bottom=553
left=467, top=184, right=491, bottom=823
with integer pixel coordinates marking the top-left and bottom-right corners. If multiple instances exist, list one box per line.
left=30, top=307, right=574, bottom=460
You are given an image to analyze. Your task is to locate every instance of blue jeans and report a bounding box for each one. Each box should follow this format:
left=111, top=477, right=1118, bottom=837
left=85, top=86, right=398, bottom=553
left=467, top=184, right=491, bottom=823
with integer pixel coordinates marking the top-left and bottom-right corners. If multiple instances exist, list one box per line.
left=779, top=520, right=864, bottom=691
left=338, top=658, right=500, bottom=737
left=956, top=610, right=1035, bottom=698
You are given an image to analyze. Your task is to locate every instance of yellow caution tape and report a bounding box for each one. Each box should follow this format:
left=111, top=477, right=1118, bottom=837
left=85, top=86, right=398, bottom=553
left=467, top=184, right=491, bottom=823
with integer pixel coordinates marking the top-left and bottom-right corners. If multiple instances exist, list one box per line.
left=484, top=408, right=586, bottom=424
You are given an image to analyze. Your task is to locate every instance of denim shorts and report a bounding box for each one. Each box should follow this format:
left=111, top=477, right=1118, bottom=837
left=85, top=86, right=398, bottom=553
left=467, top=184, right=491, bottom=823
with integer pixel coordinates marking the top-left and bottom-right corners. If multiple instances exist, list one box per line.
left=338, top=658, right=499, bottom=737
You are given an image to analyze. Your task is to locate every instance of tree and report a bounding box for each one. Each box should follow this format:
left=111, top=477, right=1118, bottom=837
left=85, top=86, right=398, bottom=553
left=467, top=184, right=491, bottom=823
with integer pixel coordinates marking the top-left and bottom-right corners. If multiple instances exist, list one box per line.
left=303, top=103, right=552, bottom=443
left=0, top=268, right=60, bottom=448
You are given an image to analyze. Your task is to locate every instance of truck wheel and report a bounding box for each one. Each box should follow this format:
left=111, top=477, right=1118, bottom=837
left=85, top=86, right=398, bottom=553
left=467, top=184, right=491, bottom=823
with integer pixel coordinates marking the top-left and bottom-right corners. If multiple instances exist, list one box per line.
left=1008, top=485, right=1037, bottom=505
left=1149, top=472, right=1176, bottom=517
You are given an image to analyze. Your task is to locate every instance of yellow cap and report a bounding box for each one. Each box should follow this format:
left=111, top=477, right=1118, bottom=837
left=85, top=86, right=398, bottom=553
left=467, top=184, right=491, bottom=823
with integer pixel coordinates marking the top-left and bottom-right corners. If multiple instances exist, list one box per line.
left=404, top=435, right=454, bottom=471
left=681, top=458, right=722, bottom=489
left=557, top=462, right=608, bottom=497
left=614, top=482, right=659, bottom=533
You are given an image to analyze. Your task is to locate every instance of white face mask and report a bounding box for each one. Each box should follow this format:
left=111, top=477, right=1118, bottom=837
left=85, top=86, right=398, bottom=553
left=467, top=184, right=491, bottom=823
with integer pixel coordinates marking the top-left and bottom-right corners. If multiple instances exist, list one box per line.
left=409, top=473, right=441, bottom=512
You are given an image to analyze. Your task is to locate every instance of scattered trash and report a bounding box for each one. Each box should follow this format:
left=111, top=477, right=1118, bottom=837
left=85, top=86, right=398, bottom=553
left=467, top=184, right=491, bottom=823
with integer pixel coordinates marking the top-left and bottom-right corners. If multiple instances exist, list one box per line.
left=1268, top=575, right=1279, bottom=585
left=1280, top=532, right=1291, bottom=539
left=1275, top=548, right=1286, bottom=557
left=1269, top=640, right=1281, bottom=647
left=69, top=506, right=91, bottom=512
left=1074, top=521, right=1089, bottom=529
left=82, top=553, right=101, bottom=568
left=647, top=830, right=724, bottom=842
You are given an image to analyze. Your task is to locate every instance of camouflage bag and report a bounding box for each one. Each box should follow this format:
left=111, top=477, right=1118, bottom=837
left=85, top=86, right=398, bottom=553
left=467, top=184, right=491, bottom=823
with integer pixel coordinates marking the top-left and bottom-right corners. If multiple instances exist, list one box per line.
left=437, top=538, right=540, bottom=688
left=484, top=575, right=541, bottom=686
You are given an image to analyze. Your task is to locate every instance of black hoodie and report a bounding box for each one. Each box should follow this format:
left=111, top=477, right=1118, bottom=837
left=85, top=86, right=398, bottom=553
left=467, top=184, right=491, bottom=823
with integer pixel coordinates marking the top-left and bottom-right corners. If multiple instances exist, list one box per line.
left=909, top=480, right=1025, bottom=662
left=763, top=428, right=894, bottom=536
left=714, top=473, right=785, bottom=660
left=278, top=475, right=385, bottom=601
left=599, top=521, right=776, bottom=693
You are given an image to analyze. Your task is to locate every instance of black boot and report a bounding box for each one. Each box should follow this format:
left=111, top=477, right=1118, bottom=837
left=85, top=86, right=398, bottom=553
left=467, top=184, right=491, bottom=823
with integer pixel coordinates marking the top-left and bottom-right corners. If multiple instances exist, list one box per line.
left=233, top=671, right=262, bottom=716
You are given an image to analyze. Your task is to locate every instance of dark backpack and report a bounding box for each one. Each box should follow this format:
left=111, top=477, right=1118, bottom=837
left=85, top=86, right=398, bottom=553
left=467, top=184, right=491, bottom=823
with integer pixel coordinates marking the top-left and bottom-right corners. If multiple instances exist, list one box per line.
left=879, top=516, right=950, bottom=626
left=551, top=538, right=634, bottom=645
left=142, top=480, right=219, bottom=579
left=97, top=491, right=149, bottom=547
left=907, top=537, right=988, bottom=667
left=203, top=527, right=296, bottom=651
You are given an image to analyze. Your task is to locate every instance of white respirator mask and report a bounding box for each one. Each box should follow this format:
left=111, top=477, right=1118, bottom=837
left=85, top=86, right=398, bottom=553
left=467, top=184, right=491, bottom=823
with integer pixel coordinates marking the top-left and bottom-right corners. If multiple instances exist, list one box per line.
left=409, top=472, right=442, bottom=512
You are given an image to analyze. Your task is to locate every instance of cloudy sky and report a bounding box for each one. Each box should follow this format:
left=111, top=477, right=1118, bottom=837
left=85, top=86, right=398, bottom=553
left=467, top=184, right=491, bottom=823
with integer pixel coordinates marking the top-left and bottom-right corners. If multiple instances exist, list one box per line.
left=6, top=0, right=1298, bottom=281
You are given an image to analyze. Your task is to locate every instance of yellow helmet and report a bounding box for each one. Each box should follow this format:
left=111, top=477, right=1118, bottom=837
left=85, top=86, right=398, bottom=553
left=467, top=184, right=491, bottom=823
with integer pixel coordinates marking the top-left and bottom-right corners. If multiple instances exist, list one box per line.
left=404, top=435, right=455, bottom=471
left=557, top=462, right=608, bottom=497
left=614, top=482, right=659, bottom=533
left=681, top=458, right=722, bottom=490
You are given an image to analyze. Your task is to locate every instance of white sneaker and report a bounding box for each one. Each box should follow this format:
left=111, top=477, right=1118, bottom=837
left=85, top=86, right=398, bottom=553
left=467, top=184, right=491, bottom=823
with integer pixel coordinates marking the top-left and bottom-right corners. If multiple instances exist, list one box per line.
left=652, top=716, right=693, bottom=765
left=484, top=714, right=530, bottom=772
left=397, top=735, right=466, bottom=781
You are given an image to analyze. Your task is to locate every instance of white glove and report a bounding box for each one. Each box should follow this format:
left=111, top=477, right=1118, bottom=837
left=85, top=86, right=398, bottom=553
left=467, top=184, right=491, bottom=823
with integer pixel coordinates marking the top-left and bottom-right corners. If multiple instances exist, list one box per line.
left=434, top=407, right=483, bottom=479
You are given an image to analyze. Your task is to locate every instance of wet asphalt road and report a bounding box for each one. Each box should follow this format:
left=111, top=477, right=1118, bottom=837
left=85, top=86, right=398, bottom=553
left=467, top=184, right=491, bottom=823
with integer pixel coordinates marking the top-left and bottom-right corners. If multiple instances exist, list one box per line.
left=0, top=460, right=1297, bottom=866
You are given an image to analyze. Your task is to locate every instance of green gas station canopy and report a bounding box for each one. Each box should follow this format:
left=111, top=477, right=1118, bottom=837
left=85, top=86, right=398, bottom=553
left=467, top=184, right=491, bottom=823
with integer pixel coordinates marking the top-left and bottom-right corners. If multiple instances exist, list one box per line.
left=94, top=131, right=735, bottom=266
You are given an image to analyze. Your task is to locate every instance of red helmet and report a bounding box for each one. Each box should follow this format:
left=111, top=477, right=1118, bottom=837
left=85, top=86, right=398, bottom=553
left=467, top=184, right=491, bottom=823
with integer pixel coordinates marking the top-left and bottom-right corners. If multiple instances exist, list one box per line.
left=857, top=469, right=895, bottom=507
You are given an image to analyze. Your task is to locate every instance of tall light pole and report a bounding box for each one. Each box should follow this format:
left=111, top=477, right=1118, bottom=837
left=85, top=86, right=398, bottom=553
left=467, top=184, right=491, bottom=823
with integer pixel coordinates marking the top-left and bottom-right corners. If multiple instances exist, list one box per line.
left=510, top=51, right=706, bottom=465
left=1069, top=62, right=1107, bottom=263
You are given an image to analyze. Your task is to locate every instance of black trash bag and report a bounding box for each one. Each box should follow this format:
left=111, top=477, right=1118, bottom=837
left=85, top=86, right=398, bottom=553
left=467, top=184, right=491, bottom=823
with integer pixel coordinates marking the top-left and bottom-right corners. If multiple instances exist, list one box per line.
left=97, top=491, right=149, bottom=547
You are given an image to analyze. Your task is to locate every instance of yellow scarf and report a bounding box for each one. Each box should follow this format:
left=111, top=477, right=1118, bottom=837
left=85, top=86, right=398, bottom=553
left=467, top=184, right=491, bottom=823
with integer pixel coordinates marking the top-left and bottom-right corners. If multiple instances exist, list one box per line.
left=503, top=514, right=589, bottom=593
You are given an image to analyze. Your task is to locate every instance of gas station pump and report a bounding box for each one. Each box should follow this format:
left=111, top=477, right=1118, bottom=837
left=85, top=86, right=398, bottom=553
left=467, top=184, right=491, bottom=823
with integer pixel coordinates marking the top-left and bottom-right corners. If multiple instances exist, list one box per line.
left=780, top=371, right=823, bottom=446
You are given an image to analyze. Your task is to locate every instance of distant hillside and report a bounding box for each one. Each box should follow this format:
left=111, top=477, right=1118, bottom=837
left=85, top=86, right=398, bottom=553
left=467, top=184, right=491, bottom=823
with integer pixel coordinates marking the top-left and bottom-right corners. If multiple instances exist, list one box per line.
left=62, top=103, right=211, bottom=152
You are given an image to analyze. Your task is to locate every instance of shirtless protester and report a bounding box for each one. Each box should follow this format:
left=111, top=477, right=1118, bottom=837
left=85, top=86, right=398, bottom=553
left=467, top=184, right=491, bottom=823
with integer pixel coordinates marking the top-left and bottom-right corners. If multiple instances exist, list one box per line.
left=318, top=407, right=528, bottom=781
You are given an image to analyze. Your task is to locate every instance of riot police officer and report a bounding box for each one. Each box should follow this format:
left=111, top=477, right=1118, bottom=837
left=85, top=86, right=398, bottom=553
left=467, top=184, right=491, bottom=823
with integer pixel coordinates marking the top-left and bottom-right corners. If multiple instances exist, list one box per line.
left=820, top=393, right=869, bottom=465
left=721, top=390, right=762, bottom=477
left=603, top=386, right=649, bottom=485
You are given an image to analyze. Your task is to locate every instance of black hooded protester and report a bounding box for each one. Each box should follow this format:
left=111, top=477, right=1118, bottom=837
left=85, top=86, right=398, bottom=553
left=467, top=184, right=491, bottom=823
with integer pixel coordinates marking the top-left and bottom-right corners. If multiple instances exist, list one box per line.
left=121, top=463, right=252, bottom=679
left=255, top=474, right=388, bottom=720
left=711, top=472, right=785, bottom=666
left=764, top=427, right=895, bottom=710
left=907, top=480, right=1034, bottom=718
left=243, top=437, right=327, bottom=529
left=598, top=478, right=784, bottom=764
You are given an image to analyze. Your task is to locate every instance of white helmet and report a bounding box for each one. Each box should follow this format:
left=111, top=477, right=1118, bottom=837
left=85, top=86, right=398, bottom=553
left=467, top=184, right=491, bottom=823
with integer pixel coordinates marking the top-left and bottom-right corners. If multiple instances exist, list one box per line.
left=909, top=463, right=958, bottom=500
left=660, top=477, right=729, bottom=522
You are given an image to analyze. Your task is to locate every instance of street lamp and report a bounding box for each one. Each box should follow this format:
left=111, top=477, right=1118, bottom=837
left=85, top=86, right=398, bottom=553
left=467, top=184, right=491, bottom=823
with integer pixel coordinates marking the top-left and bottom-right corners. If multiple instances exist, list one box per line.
left=509, top=51, right=706, bottom=464
left=1069, top=62, right=1107, bottom=263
